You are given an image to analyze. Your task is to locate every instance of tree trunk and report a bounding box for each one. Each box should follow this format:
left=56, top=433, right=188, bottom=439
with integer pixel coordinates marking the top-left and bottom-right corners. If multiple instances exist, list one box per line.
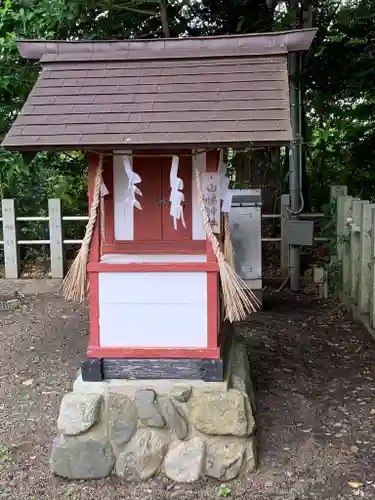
left=160, top=0, right=170, bottom=38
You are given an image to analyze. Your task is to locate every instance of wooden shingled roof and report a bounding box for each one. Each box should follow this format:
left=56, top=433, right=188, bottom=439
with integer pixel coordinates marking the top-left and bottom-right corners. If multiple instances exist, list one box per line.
left=2, top=29, right=316, bottom=151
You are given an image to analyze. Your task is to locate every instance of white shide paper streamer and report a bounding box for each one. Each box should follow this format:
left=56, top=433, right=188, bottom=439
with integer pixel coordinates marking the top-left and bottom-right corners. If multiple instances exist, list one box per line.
left=218, top=150, right=233, bottom=213
left=100, top=181, right=109, bottom=197
left=169, top=155, right=186, bottom=230
left=123, top=155, right=142, bottom=211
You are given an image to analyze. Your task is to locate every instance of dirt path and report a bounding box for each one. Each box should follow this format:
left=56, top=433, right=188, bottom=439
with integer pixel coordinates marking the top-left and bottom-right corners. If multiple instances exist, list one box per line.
left=0, top=283, right=375, bottom=499
left=242, top=291, right=375, bottom=499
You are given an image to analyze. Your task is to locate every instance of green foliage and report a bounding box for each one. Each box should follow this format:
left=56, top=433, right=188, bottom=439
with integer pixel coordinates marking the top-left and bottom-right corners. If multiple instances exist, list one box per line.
left=0, top=0, right=374, bottom=271
left=217, top=484, right=231, bottom=497
left=304, top=0, right=375, bottom=207
left=0, top=444, right=13, bottom=465
left=318, top=200, right=343, bottom=295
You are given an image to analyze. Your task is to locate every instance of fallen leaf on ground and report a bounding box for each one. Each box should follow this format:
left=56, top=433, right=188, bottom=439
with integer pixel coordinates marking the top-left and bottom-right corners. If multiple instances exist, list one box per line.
left=348, top=482, right=363, bottom=488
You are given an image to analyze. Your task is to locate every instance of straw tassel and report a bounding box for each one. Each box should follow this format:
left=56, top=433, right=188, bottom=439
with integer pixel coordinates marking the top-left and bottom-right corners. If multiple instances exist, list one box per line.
left=60, top=154, right=104, bottom=302
left=195, top=168, right=260, bottom=322
left=223, top=212, right=235, bottom=268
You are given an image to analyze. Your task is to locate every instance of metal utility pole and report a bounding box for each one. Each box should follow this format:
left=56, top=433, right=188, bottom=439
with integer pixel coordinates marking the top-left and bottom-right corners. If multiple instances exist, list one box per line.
left=288, top=50, right=302, bottom=292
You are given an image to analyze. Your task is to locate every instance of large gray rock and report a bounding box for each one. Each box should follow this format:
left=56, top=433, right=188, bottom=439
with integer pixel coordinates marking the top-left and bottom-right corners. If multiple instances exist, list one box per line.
left=241, top=438, right=257, bottom=475
left=164, top=437, right=205, bottom=482
left=158, top=396, right=188, bottom=440
left=107, top=394, right=138, bottom=450
left=57, top=393, right=102, bottom=436
left=50, top=434, right=114, bottom=479
left=244, top=394, right=256, bottom=436
left=205, top=437, right=245, bottom=480
left=136, top=389, right=165, bottom=428
left=115, top=429, right=169, bottom=481
left=190, top=389, right=247, bottom=436
left=170, top=384, right=192, bottom=403
left=230, top=341, right=256, bottom=413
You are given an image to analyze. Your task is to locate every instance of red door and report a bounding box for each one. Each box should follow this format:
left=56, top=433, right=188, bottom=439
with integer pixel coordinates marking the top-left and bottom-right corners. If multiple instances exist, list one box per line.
left=161, top=156, right=192, bottom=241
left=133, top=157, right=162, bottom=241
left=133, top=156, right=192, bottom=242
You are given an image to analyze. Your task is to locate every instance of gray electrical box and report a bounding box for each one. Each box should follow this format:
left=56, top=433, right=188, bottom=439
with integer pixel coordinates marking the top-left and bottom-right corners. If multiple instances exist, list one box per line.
left=286, top=220, right=314, bottom=246
left=229, top=189, right=262, bottom=293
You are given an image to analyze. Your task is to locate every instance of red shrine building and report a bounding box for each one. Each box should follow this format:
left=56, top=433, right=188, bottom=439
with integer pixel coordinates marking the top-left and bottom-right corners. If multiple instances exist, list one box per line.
left=2, top=29, right=316, bottom=381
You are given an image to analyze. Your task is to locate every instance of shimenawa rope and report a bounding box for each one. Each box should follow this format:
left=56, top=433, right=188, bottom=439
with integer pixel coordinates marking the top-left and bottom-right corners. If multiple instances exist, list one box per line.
left=223, top=212, right=235, bottom=268
left=60, top=154, right=104, bottom=302
left=195, top=168, right=260, bottom=322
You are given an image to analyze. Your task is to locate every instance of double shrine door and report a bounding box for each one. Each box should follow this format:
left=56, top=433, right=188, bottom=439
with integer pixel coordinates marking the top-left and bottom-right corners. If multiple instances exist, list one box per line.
left=133, top=156, right=192, bottom=242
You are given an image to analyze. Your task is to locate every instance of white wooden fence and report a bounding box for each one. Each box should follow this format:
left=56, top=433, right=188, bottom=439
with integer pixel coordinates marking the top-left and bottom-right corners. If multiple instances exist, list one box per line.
left=0, top=197, right=327, bottom=279
left=335, top=186, right=375, bottom=327
left=0, top=199, right=88, bottom=279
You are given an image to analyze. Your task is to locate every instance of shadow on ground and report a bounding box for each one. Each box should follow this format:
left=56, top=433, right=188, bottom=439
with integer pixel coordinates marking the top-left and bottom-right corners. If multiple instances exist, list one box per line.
left=0, top=281, right=374, bottom=499
left=239, top=290, right=375, bottom=499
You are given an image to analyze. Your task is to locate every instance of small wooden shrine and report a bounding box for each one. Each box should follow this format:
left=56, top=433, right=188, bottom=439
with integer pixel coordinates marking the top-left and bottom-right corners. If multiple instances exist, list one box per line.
left=2, top=29, right=316, bottom=382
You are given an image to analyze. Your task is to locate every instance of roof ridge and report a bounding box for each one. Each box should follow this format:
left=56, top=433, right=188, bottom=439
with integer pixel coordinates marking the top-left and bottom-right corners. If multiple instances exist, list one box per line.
left=17, top=29, right=317, bottom=61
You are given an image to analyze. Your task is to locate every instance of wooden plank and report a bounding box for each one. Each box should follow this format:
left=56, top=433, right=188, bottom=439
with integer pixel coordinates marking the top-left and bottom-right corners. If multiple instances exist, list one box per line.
left=350, top=200, right=369, bottom=302
left=358, top=203, right=375, bottom=314
left=17, top=108, right=290, bottom=126
left=332, top=186, right=347, bottom=276
left=100, top=357, right=224, bottom=382
left=341, top=196, right=353, bottom=295
left=201, top=171, right=221, bottom=234
left=33, top=79, right=286, bottom=97
left=38, top=73, right=288, bottom=88
left=370, top=207, right=375, bottom=328
left=1, top=199, right=19, bottom=279
left=87, top=262, right=218, bottom=272
left=359, top=203, right=375, bottom=314
left=133, top=158, right=162, bottom=241
left=336, top=195, right=351, bottom=263
left=280, top=194, right=290, bottom=276
left=48, top=199, right=64, bottom=278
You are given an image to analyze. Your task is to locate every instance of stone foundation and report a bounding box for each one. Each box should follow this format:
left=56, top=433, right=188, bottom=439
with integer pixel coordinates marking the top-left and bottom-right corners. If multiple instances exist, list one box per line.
left=50, top=341, right=257, bottom=482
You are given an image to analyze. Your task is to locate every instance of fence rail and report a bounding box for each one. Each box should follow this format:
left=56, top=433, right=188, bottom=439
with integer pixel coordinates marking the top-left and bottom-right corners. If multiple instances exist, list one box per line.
left=335, top=187, right=375, bottom=328
left=0, top=197, right=328, bottom=279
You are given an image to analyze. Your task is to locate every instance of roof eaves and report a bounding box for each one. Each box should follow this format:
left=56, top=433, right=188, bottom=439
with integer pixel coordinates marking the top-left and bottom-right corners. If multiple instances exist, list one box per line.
left=16, top=29, right=317, bottom=61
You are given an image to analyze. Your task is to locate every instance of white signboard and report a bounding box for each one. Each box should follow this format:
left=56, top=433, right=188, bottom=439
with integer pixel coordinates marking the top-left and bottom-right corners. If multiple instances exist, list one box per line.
left=201, top=172, right=221, bottom=234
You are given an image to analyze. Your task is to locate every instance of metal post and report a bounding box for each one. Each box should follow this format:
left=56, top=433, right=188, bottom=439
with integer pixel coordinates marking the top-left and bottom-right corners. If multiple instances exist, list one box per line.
left=280, top=194, right=290, bottom=275
left=288, top=51, right=301, bottom=291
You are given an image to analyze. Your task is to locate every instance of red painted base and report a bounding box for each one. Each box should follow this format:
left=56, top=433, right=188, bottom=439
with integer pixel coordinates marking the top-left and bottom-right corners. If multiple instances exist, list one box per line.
left=87, top=346, right=221, bottom=359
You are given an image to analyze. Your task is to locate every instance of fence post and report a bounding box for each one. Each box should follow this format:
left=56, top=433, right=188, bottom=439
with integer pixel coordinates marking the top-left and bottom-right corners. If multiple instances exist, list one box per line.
left=370, top=208, right=375, bottom=328
left=2, top=199, right=19, bottom=278
left=358, top=203, right=375, bottom=314
left=337, top=195, right=352, bottom=293
left=331, top=185, right=348, bottom=257
left=280, top=194, right=290, bottom=276
left=48, top=199, right=64, bottom=278
left=337, top=195, right=350, bottom=263
left=350, top=200, right=368, bottom=303
left=330, top=185, right=348, bottom=203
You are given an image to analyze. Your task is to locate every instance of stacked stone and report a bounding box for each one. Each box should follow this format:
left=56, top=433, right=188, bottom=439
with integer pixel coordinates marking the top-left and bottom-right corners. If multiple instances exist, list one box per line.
left=51, top=384, right=256, bottom=482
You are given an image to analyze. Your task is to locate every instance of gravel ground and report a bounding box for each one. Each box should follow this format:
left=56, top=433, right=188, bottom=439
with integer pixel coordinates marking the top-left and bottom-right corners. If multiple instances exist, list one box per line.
left=1, top=281, right=375, bottom=499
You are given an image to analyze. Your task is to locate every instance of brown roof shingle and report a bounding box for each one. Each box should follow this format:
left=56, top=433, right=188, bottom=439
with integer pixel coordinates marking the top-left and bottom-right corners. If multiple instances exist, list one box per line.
left=2, top=29, right=317, bottom=151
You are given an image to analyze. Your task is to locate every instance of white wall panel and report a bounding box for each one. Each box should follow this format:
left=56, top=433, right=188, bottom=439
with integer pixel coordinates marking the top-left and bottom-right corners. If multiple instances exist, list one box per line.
left=99, top=272, right=207, bottom=348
